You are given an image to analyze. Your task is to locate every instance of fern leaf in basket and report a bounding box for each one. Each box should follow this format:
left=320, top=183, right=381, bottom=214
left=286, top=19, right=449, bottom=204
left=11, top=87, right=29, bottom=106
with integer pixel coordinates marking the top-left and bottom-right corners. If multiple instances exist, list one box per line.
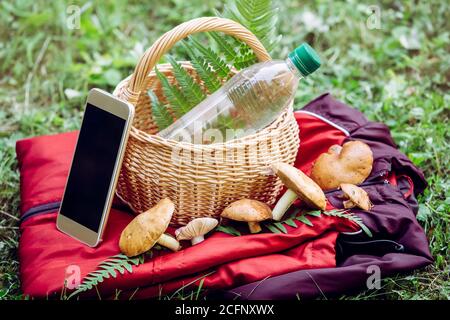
left=188, top=37, right=231, bottom=79
left=234, top=44, right=257, bottom=69
left=222, top=0, right=281, bottom=52
left=67, top=253, right=144, bottom=299
left=155, top=66, right=192, bottom=118
left=148, top=0, right=281, bottom=129
left=166, top=55, right=206, bottom=106
left=207, top=32, right=238, bottom=64
left=181, top=41, right=222, bottom=93
left=149, top=90, right=174, bottom=130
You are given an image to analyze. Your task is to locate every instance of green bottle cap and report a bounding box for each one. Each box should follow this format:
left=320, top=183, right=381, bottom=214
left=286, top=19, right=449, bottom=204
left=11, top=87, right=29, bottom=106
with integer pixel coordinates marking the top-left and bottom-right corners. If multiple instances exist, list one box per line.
left=288, top=43, right=321, bottom=76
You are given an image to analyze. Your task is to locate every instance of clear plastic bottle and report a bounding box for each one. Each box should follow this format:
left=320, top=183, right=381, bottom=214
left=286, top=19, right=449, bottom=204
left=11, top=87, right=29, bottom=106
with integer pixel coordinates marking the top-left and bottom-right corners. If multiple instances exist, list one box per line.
left=158, top=43, right=321, bottom=144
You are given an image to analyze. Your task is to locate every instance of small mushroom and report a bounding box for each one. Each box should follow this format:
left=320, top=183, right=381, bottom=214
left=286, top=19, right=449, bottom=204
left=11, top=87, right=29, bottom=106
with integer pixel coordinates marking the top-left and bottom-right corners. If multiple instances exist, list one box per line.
left=310, top=141, right=373, bottom=190
left=119, top=198, right=180, bottom=257
left=271, top=162, right=327, bottom=221
left=175, top=217, right=218, bottom=245
left=340, top=183, right=373, bottom=211
left=221, top=199, right=272, bottom=233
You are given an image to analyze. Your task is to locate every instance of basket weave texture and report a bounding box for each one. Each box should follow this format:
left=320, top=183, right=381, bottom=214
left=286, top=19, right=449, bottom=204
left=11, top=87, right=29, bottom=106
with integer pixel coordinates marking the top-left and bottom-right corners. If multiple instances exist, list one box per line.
left=113, top=17, right=300, bottom=226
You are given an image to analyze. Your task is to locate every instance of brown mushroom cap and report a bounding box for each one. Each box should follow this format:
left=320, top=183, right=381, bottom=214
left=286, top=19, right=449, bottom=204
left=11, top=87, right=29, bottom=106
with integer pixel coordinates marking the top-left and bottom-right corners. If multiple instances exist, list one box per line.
left=310, top=141, right=373, bottom=190
left=340, top=183, right=373, bottom=211
left=119, top=198, right=174, bottom=257
left=221, top=199, right=272, bottom=222
left=221, top=199, right=272, bottom=233
left=271, top=162, right=326, bottom=210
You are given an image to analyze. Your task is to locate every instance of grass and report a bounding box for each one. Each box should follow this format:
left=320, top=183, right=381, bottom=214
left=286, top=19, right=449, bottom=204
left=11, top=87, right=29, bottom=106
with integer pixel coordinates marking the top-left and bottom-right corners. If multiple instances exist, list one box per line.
left=0, top=0, right=448, bottom=300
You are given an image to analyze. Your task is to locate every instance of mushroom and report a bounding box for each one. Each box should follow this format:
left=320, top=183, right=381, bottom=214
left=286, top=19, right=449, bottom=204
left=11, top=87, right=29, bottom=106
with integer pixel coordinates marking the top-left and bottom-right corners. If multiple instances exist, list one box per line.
left=221, top=199, right=272, bottom=233
left=310, top=141, right=373, bottom=190
left=119, top=198, right=180, bottom=257
left=271, top=162, right=327, bottom=221
left=340, top=183, right=373, bottom=211
left=175, top=217, right=218, bottom=245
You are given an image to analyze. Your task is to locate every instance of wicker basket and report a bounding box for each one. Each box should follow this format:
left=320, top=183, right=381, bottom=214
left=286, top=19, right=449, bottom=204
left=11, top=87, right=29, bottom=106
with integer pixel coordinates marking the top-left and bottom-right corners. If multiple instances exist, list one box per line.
left=113, top=17, right=300, bottom=226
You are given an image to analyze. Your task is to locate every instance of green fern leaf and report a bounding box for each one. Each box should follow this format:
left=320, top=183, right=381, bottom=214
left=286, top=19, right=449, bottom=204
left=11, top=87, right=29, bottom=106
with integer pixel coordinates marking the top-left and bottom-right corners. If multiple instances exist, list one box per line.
left=216, top=225, right=241, bottom=236
left=102, top=261, right=121, bottom=268
left=284, top=218, right=297, bottom=228
left=296, top=215, right=314, bottom=227
left=306, top=210, right=322, bottom=217
left=274, top=222, right=288, bottom=233
left=265, top=208, right=372, bottom=237
left=182, top=41, right=222, bottom=93
left=148, top=90, right=173, bottom=131
left=189, top=37, right=231, bottom=78
left=265, top=224, right=282, bottom=234
left=155, top=67, right=192, bottom=118
left=234, top=44, right=257, bottom=69
left=208, top=32, right=237, bottom=63
left=223, top=0, right=281, bottom=53
left=166, top=55, right=206, bottom=106
left=123, top=263, right=133, bottom=273
left=148, top=0, right=281, bottom=124
left=322, top=209, right=373, bottom=237
left=67, top=253, right=144, bottom=299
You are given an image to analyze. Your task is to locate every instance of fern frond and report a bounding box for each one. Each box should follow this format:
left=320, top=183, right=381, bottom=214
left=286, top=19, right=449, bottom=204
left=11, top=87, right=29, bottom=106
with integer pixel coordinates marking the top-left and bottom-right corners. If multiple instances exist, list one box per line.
left=155, top=66, right=192, bottom=118
left=213, top=114, right=246, bottom=137
left=148, top=90, right=173, bottom=131
left=222, top=0, right=281, bottom=53
left=216, top=225, right=241, bottom=236
left=166, top=55, right=206, bottom=106
left=322, top=209, right=373, bottom=237
left=234, top=44, right=257, bottom=69
left=182, top=41, right=222, bottom=93
left=208, top=32, right=237, bottom=64
left=264, top=208, right=372, bottom=237
left=67, top=254, right=144, bottom=299
left=189, top=37, right=231, bottom=78
left=149, top=0, right=281, bottom=124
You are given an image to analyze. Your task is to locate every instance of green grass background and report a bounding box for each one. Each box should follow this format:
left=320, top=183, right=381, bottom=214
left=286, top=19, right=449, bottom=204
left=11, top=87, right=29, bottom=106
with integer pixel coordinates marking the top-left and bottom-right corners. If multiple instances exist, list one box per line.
left=0, top=0, right=448, bottom=299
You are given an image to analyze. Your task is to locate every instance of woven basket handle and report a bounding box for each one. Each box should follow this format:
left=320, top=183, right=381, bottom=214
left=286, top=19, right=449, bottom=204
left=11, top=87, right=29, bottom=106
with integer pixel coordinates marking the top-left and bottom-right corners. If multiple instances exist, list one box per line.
left=128, top=16, right=271, bottom=94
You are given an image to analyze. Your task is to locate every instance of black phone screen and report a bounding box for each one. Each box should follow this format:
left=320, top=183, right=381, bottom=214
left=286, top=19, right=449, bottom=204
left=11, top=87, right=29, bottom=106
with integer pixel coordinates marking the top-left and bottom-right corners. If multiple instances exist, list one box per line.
left=60, top=103, right=126, bottom=232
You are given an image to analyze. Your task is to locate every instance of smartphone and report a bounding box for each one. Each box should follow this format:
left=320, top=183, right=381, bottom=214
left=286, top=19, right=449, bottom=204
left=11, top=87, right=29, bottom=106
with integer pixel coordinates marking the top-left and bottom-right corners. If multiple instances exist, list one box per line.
left=57, top=88, right=134, bottom=247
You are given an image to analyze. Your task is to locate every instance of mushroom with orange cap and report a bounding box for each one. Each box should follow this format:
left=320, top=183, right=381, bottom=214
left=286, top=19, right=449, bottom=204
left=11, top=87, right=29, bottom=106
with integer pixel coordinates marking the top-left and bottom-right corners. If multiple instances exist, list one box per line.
left=310, top=141, right=374, bottom=190
left=221, top=199, right=272, bottom=233
left=271, top=162, right=327, bottom=221
left=119, top=198, right=180, bottom=257
left=340, top=183, right=373, bottom=211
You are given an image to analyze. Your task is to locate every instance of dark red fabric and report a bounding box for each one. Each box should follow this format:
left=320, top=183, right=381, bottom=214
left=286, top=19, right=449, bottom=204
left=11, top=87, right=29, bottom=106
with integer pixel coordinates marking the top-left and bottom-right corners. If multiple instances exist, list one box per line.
left=16, top=131, right=78, bottom=214
left=16, top=106, right=357, bottom=299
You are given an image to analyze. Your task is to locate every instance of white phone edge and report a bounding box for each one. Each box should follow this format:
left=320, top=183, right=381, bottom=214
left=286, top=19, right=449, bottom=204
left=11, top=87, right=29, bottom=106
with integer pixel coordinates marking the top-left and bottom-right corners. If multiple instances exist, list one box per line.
left=56, top=88, right=135, bottom=247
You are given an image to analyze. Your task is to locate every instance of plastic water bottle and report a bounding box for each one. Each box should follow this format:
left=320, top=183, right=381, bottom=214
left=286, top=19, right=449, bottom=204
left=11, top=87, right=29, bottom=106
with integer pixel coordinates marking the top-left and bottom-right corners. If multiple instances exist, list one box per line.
left=158, top=43, right=321, bottom=144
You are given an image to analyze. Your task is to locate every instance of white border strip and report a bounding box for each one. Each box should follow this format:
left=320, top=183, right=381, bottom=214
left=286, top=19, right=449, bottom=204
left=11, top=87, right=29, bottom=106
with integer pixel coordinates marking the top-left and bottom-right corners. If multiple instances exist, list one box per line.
left=295, top=110, right=350, bottom=136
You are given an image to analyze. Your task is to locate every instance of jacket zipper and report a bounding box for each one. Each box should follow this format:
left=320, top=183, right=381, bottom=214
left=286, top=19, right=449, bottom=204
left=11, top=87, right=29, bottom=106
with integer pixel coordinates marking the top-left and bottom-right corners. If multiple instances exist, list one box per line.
left=20, top=200, right=133, bottom=223
left=20, top=201, right=61, bottom=223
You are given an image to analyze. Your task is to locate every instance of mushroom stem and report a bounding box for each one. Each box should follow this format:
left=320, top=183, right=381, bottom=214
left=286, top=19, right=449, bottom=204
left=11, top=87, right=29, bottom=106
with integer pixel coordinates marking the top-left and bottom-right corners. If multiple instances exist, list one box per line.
left=157, top=233, right=180, bottom=252
left=248, top=222, right=262, bottom=233
left=272, top=189, right=298, bottom=221
left=343, top=199, right=356, bottom=209
left=191, top=235, right=205, bottom=245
